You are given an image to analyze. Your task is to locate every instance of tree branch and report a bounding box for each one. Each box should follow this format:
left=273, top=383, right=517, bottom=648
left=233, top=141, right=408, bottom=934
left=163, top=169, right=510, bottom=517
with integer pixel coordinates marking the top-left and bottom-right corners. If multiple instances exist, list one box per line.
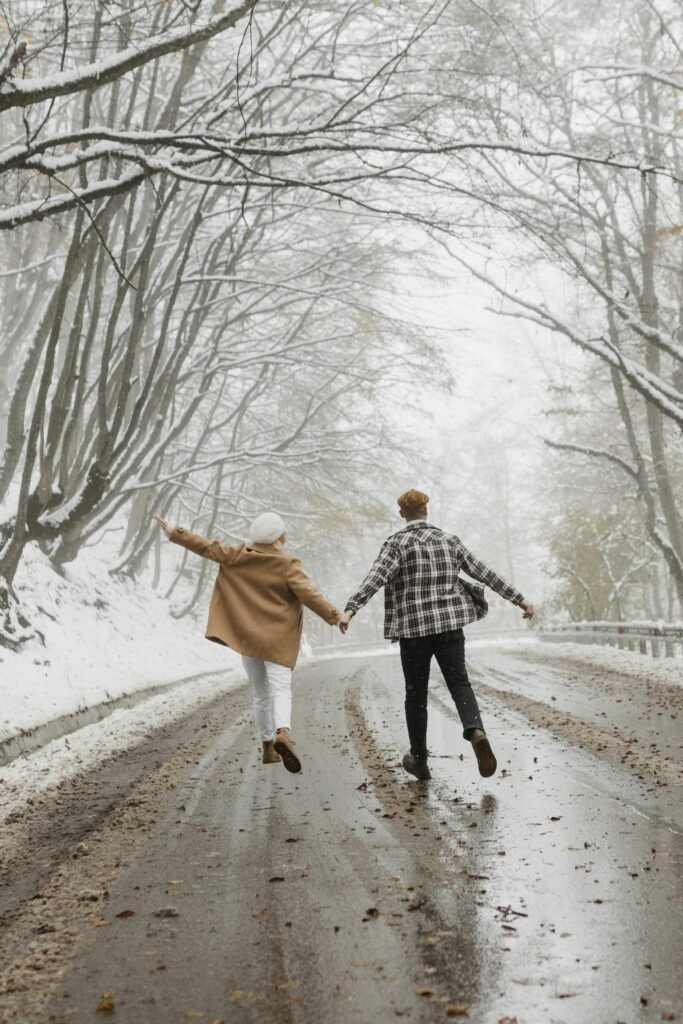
left=0, top=0, right=257, bottom=112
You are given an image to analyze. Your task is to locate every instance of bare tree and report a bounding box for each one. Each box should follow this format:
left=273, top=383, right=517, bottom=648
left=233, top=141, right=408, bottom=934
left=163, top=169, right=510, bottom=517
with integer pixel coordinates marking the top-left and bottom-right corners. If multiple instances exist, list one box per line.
left=428, top=0, right=683, bottom=614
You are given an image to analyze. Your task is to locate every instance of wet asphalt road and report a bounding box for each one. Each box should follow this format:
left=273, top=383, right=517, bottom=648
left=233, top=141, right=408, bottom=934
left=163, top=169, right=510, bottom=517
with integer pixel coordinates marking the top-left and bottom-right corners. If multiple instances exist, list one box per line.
left=0, top=644, right=681, bottom=1024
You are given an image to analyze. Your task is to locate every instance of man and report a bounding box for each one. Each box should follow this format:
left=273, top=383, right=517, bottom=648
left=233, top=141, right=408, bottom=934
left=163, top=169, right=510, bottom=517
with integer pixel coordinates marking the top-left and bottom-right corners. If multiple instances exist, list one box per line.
left=154, top=511, right=341, bottom=773
left=339, top=490, right=534, bottom=781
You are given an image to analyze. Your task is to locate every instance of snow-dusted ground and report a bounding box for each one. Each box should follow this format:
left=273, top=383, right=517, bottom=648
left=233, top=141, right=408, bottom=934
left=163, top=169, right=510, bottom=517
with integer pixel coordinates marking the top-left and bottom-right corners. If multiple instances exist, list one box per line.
left=1, top=543, right=234, bottom=747
left=0, top=669, right=242, bottom=819
left=3, top=535, right=681, bottom=816
left=1, top=634, right=680, bottom=834
left=539, top=637, right=683, bottom=686
left=315, top=632, right=682, bottom=685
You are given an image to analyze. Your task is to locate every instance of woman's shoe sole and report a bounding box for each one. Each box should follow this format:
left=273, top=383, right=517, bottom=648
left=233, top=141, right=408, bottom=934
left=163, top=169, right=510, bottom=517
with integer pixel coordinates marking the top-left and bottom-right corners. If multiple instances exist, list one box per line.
left=273, top=737, right=302, bottom=774
left=472, top=735, right=497, bottom=777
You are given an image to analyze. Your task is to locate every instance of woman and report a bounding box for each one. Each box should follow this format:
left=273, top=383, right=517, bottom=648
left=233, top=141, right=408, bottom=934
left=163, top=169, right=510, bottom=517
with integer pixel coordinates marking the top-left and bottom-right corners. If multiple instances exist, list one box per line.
left=153, top=511, right=341, bottom=773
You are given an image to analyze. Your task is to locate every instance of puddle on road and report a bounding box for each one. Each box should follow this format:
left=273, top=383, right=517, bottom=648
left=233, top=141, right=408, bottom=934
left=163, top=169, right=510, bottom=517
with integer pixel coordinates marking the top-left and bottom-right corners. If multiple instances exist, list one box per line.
left=357, top=663, right=683, bottom=1024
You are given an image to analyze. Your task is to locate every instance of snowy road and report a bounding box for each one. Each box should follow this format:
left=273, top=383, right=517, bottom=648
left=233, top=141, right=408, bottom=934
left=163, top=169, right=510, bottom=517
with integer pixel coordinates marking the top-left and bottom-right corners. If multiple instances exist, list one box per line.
left=0, top=643, right=681, bottom=1023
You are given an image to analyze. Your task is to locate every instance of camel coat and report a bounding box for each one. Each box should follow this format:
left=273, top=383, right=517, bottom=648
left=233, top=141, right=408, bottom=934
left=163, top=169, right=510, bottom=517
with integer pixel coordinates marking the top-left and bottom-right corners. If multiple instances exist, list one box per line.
left=169, top=526, right=341, bottom=668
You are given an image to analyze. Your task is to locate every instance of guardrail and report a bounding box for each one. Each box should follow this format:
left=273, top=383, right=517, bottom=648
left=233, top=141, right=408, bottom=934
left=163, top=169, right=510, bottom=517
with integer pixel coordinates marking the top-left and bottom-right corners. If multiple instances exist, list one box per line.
left=540, top=621, right=683, bottom=659
left=311, top=623, right=683, bottom=660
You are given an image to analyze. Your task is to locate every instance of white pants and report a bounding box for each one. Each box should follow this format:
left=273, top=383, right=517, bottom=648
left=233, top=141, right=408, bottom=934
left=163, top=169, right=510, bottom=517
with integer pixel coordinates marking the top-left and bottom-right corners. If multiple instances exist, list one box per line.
left=241, top=655, right=293, bottom=741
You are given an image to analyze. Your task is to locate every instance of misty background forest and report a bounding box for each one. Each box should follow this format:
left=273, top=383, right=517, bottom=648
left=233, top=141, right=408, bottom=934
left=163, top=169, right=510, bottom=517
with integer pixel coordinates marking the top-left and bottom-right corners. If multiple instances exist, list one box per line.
left=1, top=0, right=682, bottom=651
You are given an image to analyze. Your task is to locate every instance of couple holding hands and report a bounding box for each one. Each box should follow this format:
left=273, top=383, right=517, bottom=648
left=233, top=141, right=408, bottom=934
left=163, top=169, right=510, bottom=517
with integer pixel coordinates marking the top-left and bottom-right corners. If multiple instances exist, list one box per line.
left=154, top=489, right=533, bottom=780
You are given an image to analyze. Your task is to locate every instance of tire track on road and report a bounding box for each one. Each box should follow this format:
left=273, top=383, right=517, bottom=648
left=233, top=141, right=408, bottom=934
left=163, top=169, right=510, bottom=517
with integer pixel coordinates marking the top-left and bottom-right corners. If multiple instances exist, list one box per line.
left=466, top=664, right=682, bottom=791
left=0, top=688, right=253, bottom=1023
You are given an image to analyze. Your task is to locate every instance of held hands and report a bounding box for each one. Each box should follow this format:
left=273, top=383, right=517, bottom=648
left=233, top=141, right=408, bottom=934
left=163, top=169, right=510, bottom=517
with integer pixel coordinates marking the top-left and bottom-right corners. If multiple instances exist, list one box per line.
left=338, top=610, right=353, bottom=634
left=521, top=599, right=535, bottom=620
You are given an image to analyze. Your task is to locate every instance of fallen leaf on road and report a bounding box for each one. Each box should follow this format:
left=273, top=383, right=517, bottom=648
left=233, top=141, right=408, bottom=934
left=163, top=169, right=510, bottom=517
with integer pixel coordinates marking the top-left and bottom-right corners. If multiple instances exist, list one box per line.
left=153, top=906, right=179, bottom=917
left=415, top=986, right=434, bottom=998
left=229, top=990, right=259, bottom=1007
left=365, top=907, right=380, bottom=917
left=268, top=876, right=285, bottom=883
left=445, top=1005, right=469, bottom=1017
left=115, top=910, right=135, bottom=919
left=96, top=992, right=114, bottom=1013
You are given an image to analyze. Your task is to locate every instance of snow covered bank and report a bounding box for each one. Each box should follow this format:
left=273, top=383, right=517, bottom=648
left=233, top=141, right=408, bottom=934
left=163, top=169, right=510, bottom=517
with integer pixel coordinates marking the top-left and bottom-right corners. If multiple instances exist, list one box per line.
left=0, top=670, right=244, bottom=819
left=0, top=543, right=235, bottom=752
left=537, top=639, right=683, bottom=686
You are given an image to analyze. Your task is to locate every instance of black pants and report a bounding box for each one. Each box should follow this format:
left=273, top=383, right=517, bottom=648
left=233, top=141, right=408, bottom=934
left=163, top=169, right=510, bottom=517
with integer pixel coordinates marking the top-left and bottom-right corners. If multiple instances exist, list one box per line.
left=399, top=629, right=484, bottom=757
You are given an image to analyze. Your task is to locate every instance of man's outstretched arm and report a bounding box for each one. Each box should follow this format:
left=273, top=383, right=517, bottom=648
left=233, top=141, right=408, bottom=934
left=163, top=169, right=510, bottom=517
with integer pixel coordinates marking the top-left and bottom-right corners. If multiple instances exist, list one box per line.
left=340, top=540, right=402, bottom=632
left=458, top=542, right=534, bottom=619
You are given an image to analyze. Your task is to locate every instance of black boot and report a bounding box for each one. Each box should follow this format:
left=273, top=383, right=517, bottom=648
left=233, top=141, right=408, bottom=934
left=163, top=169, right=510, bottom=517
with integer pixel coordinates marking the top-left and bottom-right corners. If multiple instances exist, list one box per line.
left=402, top=751, right=431, bottom=780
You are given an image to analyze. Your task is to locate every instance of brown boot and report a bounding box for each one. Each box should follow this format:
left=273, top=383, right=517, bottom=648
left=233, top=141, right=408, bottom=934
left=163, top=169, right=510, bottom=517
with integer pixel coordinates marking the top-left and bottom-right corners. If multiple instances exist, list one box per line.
left=402, top=752, right=431, bottom=780
left=470, top=730, right=497, bottom=778
left=273, top=729, right=302, bottom=774
left=262, top=740, right=281, bottom=764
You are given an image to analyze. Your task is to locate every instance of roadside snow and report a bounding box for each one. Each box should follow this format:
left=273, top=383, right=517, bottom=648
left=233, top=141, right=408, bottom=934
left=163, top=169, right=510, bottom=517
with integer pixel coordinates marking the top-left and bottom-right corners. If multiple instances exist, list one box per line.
left=0, top=669, right=244, bottom=820
left=0, top=543, right=232, bottom=745
left=538, top=639, right=683, bottom=686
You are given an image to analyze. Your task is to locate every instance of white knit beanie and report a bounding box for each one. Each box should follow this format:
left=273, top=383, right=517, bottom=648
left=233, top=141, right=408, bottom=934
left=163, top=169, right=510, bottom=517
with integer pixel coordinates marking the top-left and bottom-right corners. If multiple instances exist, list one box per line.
left=248, top=512, right=286, bottom=544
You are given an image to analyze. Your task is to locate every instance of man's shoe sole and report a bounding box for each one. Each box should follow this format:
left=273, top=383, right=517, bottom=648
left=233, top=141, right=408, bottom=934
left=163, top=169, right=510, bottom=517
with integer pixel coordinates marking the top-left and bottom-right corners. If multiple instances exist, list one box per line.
left=472, top=735, right=497, bottom=777
left=402, top=753, right=431, bottom=781
left=273, top=736, right=302, bottom=774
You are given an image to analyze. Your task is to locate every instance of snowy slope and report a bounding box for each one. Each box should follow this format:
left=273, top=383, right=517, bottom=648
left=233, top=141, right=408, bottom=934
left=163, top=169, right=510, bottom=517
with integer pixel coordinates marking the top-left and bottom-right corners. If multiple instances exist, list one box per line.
left=0, top=543, right=235, bottom=747
left=538, top=638, right=683, bottom=686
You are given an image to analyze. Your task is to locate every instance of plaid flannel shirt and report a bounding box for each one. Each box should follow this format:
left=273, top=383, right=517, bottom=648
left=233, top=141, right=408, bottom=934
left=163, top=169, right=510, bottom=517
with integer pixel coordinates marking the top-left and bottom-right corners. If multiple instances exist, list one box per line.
left=345, top=521, right=525, bottom=639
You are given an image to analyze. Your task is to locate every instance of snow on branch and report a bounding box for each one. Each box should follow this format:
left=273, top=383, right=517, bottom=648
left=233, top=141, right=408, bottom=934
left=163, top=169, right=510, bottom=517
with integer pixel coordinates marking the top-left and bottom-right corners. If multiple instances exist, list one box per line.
left=574, top=63, right=683, bottom=91
left=543, top=439, right=639, bottom=480
left=0, top=170, right=148, bottom=229
left=0, top=0, right=257, bottom=112
left=444, top=244, right=683, bottom=429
